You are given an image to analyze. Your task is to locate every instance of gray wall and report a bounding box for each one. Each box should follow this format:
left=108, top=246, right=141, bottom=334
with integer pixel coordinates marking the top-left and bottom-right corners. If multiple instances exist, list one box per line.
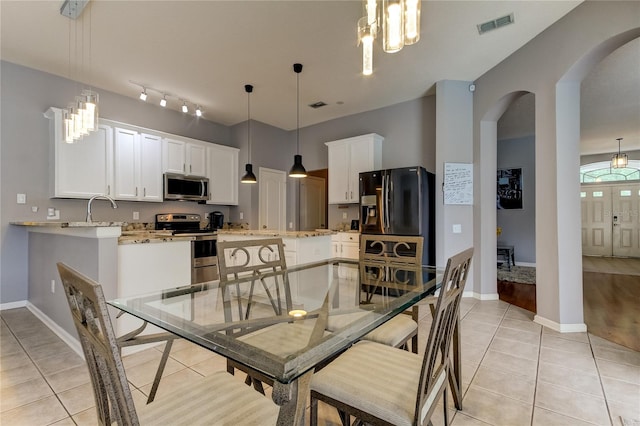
left=297, top=96, right=437, bottom=230
left=497, top=135, right=536, bottom=264
left=0, top=61, right=236, bottom=304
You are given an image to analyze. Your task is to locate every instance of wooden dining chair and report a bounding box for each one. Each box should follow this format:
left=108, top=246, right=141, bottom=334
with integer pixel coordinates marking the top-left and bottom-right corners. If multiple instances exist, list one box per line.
left=310, top=247, right=473, bottom=426
left=216, top=238, right=293, bottom=392
left=56, top=262, right=281, bottom=425
left=358, top=234, right=425, bottom=353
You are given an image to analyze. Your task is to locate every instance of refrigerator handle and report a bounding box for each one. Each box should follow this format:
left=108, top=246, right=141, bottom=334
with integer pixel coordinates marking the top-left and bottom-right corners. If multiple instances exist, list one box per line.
left=383, top=173, right=390, bottom=233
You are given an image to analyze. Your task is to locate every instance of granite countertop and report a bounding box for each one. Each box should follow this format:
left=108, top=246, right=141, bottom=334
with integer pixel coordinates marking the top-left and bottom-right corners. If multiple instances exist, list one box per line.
left=217, top=229, right=335, bottom=238
left=118, top=230, right=195, bottom=245
left=10, top=221, right=125, bottom=227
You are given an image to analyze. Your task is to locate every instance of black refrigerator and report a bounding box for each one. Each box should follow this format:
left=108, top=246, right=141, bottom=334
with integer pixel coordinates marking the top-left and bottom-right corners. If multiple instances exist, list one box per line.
left=359, top=166, right=435, bottom=266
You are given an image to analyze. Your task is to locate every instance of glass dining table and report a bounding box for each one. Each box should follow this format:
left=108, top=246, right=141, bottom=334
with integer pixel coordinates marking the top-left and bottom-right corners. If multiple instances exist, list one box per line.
left=109, top=258, right=457, bottom=424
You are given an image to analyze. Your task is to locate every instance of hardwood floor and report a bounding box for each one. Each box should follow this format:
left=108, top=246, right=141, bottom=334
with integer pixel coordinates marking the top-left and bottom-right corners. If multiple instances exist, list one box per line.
left=496, top=256, right=640, bottom=352
left=583, top=256, right=640, bottom=352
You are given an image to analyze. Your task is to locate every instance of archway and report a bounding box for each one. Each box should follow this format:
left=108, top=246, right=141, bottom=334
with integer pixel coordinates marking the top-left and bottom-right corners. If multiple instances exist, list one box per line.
left=473, top=5, right=640, bottom=332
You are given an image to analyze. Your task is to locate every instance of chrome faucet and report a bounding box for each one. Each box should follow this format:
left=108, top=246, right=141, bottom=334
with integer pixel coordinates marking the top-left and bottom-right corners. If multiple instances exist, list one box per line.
left=86, top=195, right=118, bottom=223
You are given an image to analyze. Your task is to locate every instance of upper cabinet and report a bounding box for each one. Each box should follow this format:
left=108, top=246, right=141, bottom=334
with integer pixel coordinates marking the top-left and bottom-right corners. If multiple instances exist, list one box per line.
left=46, top=107, right=114, bottom=199
left=113, top=127, right=163, bottom=202
left=47, top=107, right=238, bottom=203
left=207, top=144, right=239, bottom=205
left=162, top=138, right=207, bottom=177
left=325, top=133, right=383, bottom=204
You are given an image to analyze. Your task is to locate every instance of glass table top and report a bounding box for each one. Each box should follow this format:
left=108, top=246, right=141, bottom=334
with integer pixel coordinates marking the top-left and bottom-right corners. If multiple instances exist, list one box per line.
left=109, top=258, right=441, bottom=384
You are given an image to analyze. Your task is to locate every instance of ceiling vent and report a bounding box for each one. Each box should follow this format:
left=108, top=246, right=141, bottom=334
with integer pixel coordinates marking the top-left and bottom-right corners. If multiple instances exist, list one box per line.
left=309, top=101, right=327, bottom=109
left=477, top=13, right=514, bottom=35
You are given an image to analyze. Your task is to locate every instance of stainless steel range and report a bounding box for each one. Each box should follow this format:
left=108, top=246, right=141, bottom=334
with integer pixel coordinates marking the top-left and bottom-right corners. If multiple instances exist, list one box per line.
left=155, top=213, right=219, bottom=283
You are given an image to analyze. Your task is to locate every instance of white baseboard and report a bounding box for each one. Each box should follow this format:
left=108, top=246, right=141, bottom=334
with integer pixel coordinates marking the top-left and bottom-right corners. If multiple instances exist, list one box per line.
left=26, top=302, right=84, bottom=358
left=462, top=291, right=499, bottom=300
left=0, top=300, right=28, bottom=310
left=515, top=262, right=536, bottom=268
left=534, top=314, right=587, bottom=333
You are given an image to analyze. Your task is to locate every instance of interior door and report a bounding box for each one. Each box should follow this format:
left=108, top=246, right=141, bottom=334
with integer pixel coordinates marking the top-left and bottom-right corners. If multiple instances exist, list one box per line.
left=300, top=176, right=326, bottom=231
left=581, top=186, right=613, bottom=256
left=259, top=168, right=286, bottom=231
left=612, top=185, right=640, bottom=257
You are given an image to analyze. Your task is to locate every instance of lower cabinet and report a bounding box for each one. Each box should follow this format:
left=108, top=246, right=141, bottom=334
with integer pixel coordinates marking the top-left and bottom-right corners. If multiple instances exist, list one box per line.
left=331, top=232, right=360, bottom=259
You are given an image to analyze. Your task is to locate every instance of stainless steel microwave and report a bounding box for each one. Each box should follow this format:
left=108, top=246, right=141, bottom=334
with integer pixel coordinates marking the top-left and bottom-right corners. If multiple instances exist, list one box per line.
left=163, top=173, right=209, bottom=201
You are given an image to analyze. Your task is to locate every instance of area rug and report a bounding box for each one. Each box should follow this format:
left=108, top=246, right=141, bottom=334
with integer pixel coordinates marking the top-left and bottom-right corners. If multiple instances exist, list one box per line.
left=497, top=265, right=536, bottom=285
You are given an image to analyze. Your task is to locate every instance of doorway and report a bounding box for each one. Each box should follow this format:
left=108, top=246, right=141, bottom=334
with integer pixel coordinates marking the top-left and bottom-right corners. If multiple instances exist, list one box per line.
left=300, top=175, right=326, bottom=231
left=258, top=167, right=286, bottom=231
left=581, top=183, right=640, bottom=257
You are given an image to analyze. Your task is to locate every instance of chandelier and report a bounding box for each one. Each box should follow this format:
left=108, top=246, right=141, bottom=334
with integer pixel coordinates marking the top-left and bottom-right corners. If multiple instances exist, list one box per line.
left=611, top=138, right=628, bottom=169
left=60, top=0, right=99, bottom=144
left=358, top=0, right=421, bottom=75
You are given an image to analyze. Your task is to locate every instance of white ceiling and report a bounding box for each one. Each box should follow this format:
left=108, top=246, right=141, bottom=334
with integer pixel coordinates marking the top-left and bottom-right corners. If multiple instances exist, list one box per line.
left=2, top=1, right=637, bottom=155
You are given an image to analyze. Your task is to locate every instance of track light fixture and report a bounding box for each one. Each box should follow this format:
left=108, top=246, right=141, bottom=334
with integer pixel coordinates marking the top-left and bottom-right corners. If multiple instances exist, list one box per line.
left=130, top=81, right=203, bottom=118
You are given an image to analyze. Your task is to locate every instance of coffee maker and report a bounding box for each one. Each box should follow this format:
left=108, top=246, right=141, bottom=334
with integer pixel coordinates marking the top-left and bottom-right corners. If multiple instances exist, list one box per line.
left=208, top=211, right=224, bottom=230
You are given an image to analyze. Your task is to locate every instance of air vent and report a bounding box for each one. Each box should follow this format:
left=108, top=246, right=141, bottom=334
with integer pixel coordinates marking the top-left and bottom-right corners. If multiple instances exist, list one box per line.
left=309, top=101, right=327, bottom=109
left=477, top=13, right=514, bottom=35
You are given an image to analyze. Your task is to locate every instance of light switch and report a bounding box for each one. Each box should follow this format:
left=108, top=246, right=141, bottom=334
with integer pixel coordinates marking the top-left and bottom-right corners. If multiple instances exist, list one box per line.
left=452, top=224, right=462, bottom=234
left=17, top=194, right=26, bottom=204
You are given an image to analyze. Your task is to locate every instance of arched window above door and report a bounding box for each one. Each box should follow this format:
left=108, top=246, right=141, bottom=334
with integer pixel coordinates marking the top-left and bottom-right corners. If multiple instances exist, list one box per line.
left=580, top=160, right=640, bottom=183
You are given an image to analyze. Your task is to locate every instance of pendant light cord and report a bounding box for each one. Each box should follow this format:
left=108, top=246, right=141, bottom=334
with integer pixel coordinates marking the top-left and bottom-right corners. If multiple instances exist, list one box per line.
left=248, top=88, right=251, bottom=164
left=296, top=70, right=300, bottom=155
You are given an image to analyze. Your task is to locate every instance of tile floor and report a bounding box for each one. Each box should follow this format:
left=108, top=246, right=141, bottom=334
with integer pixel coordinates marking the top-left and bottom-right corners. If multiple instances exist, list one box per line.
left=1, top=299, right=639, bottom=425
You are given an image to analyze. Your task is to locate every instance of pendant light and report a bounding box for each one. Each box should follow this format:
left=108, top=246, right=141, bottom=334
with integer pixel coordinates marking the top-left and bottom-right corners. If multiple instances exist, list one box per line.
left=241, top=84, right=257, bottom=184
left=611, top=137, right=628, bottom=169
left=289, top=63, right=307, bottom=178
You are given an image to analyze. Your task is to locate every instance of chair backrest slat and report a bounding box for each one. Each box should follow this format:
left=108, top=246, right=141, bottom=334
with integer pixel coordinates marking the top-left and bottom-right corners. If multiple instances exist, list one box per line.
left=414, top=247, right=473, bottom=424
left=57, top=263, right=139, bottom=426
left=360, top=234, right=424, bottom=265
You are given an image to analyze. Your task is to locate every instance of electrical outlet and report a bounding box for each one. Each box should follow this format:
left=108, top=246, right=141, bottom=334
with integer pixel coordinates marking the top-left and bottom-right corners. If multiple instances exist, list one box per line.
left=289, top=222, right=293, bottom=229
left=342, top=212, right=348, bottom=219
left=31, top=206, right=38, bottom=213
left=17, top=193, right=26, bottom=204
left=51, top=280, right=55, bottom=293
left=133, top=211, right=140, bottom=220
left=240, top=212, right=244, bottom=220
left=46, top=208, right=60, bottom=220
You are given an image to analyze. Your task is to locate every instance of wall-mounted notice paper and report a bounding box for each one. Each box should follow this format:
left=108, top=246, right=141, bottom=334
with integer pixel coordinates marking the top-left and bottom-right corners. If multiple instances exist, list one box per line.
left=444, top=163, right=473, bottom=205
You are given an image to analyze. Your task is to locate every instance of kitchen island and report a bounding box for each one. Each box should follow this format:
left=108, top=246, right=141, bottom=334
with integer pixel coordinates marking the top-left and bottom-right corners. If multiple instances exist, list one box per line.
left=11, top=221, right=125, bottom=353
left=217, top=229, right=334, bottom=266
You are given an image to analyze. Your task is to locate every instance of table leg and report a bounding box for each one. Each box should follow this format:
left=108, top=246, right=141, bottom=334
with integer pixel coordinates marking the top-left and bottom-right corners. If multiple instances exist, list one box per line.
left=448, top=313, right=463, bottom=410
left=272, top=370, right=313, bottom=426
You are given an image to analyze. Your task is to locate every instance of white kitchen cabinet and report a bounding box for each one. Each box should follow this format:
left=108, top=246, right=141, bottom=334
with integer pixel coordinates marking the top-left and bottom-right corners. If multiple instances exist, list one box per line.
left=114, top=128, right=163, bottom=202
left=325, top=133, right=383, bottom=204
left=163, top=137, right=207, bottom=177
left=331, top=232, right=360, bottom=259
left=207, top=144, right=239, bottom=205
left=46, top=107, right=114, bottom=199
left=138, top=133, right=163, bottom=202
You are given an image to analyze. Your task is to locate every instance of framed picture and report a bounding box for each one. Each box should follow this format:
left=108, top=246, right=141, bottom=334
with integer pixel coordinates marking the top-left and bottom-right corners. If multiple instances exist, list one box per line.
left=497, top=168, right=523, bottom=209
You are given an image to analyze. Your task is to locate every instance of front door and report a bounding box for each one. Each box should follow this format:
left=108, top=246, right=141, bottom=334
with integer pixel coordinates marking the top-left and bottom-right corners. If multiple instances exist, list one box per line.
left=581, top=183, right=640, bottom=257
left=612, top=184, right=640, bottom=257
left=259, top=168, right=286, bottom=231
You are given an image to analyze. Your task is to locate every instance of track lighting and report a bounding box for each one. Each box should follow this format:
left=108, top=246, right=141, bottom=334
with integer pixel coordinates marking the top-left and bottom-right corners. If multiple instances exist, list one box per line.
left=130, top=81, right=203, bottom=117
